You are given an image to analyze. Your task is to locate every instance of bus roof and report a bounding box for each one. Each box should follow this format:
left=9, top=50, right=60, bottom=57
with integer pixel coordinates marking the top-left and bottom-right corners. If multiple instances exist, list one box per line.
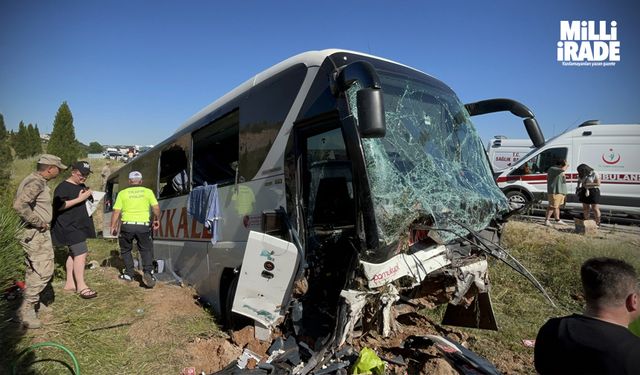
left=174, top=49, right=423, bottom=134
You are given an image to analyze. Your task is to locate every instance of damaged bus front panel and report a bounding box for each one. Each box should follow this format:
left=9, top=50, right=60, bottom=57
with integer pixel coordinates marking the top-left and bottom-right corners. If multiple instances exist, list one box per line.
left=234, top=51, right=517, bottom=345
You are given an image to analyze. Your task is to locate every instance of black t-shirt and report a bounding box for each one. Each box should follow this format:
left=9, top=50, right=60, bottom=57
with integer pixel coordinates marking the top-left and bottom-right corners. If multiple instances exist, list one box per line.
left=51, top=180, right=96, bottom=246
left=535, top=314, right=640, bottom=374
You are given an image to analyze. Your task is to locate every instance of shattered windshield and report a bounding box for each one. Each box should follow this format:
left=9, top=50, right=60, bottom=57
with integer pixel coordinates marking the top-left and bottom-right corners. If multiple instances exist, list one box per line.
left=350, top=71, right=509, bottom=246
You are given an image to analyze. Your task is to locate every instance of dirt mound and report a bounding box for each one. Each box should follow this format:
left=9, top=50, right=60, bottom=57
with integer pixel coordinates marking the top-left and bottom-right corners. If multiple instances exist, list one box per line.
left=183, top=337, right=242, bottom=374
left=128, top=283, right=205, bottom=348
left=230, top=325, right=272, bottom=357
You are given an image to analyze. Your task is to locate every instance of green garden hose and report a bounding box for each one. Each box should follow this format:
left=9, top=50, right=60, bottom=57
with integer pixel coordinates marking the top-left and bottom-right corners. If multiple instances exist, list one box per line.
left=12, top=341, right=80, bottom=375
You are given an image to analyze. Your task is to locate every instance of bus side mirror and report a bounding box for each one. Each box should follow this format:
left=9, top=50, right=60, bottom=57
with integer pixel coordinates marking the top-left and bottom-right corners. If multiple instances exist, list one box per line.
left=357, top=88, right=385, bottom=138
left=523, top=118, right=544, bottom=148
left=335, top=61, right=386, bottom=138
left=465, top=98, right=545, bottom=148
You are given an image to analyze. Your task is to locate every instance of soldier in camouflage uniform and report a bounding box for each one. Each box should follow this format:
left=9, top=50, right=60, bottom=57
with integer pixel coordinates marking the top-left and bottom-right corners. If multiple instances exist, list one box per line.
left=13, top=154, right=66, bottom=328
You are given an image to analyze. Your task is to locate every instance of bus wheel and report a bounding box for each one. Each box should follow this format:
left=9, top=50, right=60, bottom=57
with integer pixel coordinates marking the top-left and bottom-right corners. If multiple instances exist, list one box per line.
left=505, top=190, right=529, bottom=210
left=223, top=274, right=252, bottom=330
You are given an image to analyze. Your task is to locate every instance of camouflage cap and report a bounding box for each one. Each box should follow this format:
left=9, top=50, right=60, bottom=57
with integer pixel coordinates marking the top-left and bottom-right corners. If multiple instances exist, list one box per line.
left=37, top=154, right=67, bottom=169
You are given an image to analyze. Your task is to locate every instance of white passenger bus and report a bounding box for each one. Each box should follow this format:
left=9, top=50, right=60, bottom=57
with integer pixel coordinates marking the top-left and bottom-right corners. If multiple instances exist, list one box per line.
left=104, top=50, right=547, bottom=343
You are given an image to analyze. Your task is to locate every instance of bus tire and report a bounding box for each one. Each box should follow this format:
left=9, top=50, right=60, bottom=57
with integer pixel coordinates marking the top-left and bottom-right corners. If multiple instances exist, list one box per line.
left=505, top=190, right=530, bottom=210
left=223, top=274, right=252, bottom=331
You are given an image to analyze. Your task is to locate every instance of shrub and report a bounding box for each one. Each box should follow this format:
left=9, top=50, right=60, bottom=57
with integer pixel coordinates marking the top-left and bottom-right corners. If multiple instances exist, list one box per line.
left=0, top=199, right=25, bottom=332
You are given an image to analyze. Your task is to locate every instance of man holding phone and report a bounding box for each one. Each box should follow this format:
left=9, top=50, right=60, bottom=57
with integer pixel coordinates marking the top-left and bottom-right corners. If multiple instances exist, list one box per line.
left=52, top=161, right=97, bottom=299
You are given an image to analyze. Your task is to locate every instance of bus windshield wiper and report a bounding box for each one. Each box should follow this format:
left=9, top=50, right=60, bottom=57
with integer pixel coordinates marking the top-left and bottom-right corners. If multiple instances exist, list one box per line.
left=449, top=218, right=556, bottom=308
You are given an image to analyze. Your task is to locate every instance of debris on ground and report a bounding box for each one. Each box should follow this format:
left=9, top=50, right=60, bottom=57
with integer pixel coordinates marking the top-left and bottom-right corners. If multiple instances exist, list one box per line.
left=352, top=347, right=385, bottom=374
left=209, top=308, right=500, bottom=375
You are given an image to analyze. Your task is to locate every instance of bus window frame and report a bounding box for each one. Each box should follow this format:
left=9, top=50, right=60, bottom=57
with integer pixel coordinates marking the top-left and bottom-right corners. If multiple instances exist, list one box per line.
left=191, top=110, right=240, bottom=188
left=158, top=135, right=191, bottom=199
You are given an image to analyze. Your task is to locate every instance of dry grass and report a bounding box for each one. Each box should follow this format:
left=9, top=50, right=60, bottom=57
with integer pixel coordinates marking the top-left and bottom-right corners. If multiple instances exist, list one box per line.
left=424, top=220, right=640, bottom=374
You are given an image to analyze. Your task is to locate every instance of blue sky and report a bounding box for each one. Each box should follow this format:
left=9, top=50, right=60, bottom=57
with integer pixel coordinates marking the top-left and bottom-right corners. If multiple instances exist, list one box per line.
left=1, top=0, right=638, bottom=146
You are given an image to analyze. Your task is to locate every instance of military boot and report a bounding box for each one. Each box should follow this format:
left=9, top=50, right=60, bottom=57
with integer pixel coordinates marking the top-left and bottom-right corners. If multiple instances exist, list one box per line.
left=19, top=303, right=42, bottom=329
left=37, top=302, right=53, bottom=315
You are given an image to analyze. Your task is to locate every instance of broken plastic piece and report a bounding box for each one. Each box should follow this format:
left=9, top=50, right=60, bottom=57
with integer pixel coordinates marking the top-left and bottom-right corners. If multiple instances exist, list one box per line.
left=280, top=336, right=301, bottom=366
left=360, top=246, right=450, bottom=288
left=380, top=354, right=406, bottom=366
left=352, top=347, right=385, bottom=375
left=337, top=290, right=368, bottom=346
left=425, top=335, right=501, bottom=375
left=267, top=337, right=284, bottom=355
left=298, top=341, right=314, bottom=358
left=442, top=292, right=498, bottom=331
left=291, top=300, right=303, bottom=335
left=334, top=345, right=354, bottom=360
left=236, top=348, right=262, bottom=370
left=314, top=361, right=349, bottom=375
left=381, top=285, right=400, bottom=337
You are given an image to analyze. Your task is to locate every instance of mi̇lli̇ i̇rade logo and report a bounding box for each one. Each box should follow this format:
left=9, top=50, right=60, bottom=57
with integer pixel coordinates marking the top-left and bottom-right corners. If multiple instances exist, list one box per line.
left=557, top=20, right=620, bottom=67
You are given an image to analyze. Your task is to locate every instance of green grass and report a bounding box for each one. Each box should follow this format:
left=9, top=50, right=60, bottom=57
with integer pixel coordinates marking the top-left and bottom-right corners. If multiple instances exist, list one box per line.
left=423, top=220, right=640, bottom=373
left=3, top=238, right=221, bottom=375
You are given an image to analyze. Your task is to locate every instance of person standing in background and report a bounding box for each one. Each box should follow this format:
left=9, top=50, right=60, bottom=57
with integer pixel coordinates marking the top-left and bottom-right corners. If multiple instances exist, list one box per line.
left=13, top=154, right=66, bottom=328
left=51, top=161, right=97, bottom=299
left=576, top=163, right=602, bottom=227
left=544, top=159, right=569, bottom=226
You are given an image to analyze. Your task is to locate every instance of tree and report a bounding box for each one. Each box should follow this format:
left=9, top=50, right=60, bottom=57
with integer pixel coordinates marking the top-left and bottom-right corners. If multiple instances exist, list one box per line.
left=47, top=101, right=80, bottom=165
left=32, top=124, right=42, bottom=155
left=13, top=121, right=28, bottom=159
left=0, top=113, right=7, bottom=143
left=88, top=141, right=103, bottom=153
left=26, top=123, right=40, bottom=157
left=0, top=113, right=13, bottom=193
left=77, top=141, right=89, bottom=157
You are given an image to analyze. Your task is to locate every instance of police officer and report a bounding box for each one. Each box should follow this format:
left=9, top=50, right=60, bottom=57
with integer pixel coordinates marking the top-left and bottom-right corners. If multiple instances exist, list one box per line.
left=13, top=154, right=66, bottom=328
left=109, top=171, right=160, bottom=288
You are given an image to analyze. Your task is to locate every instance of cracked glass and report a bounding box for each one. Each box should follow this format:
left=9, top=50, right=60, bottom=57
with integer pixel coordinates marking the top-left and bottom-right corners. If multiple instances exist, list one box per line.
left=349, top=72, right=509, bottom=246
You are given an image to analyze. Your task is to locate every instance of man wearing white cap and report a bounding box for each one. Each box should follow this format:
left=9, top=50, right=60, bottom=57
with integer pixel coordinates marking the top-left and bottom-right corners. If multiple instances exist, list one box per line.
left=13, top=154, right=66, bottom=328
left=109, top=171, right=160, bottom=288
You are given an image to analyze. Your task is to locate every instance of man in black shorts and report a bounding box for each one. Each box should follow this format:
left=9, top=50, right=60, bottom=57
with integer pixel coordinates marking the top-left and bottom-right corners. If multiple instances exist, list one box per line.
left=534, top=257, right=640, bottom=374
left=51, top=161, right=97, bottom=299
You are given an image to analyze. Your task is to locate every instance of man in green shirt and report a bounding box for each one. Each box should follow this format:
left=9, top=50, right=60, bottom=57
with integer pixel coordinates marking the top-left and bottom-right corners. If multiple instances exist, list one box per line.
left=545, top=159, right=569, bottom=226
left=110, top=171, right=160, bottom=288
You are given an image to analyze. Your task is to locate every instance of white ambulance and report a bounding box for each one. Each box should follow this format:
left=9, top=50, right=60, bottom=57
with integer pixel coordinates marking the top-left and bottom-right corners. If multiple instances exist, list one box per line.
left=487, top=136, right=533, bottom=172
left=496, top=122, right=640, bottom=216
